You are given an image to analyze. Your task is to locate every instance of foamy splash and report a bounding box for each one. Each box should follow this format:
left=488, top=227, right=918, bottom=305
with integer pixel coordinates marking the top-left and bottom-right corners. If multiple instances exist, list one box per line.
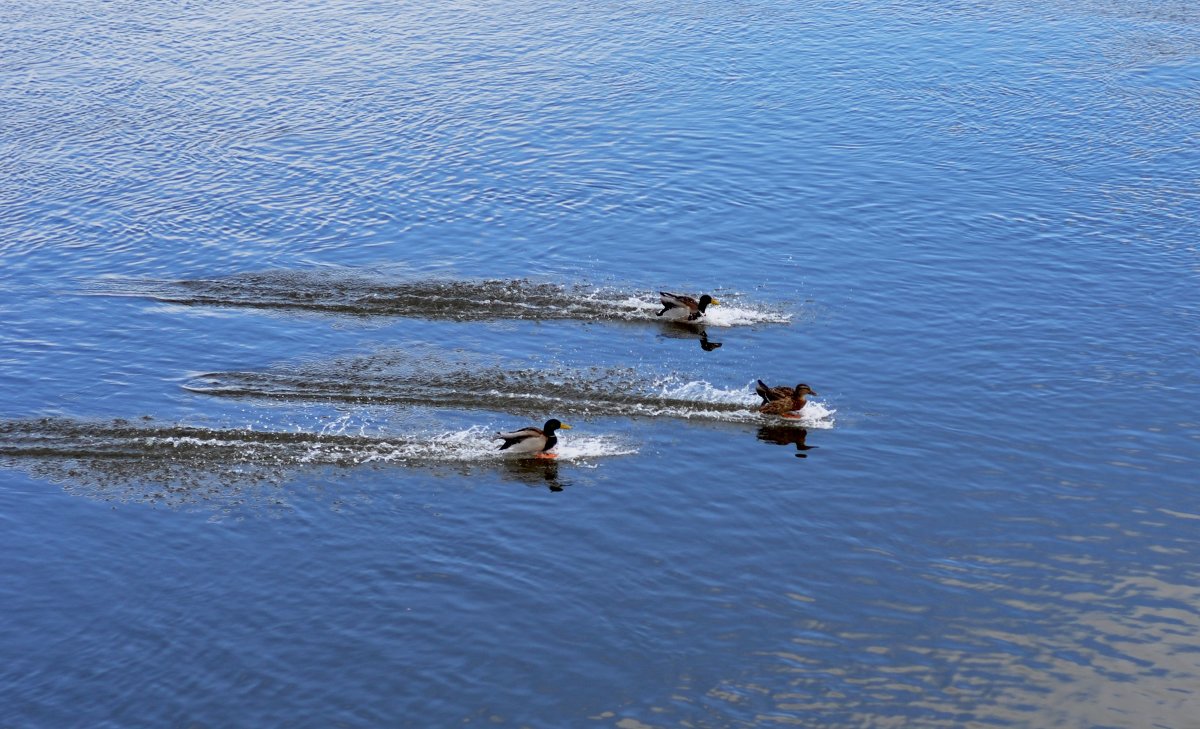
left=777, top=400, right=836, bottom=429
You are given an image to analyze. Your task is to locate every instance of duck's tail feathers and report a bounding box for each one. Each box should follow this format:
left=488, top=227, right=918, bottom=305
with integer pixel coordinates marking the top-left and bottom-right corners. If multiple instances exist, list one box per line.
left=658, top=292, right=684, bottom=309
left=756, top=379, right=786, bottom=404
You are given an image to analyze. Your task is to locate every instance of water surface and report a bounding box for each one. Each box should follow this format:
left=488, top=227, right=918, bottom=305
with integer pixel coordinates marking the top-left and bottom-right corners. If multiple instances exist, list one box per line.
left=2, top=1, right=1199, bottom=727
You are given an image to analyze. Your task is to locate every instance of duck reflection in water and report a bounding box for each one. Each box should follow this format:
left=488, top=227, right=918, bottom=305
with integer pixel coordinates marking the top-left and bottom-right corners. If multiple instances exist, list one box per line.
left=500, top=456, right=567, bottom=492
left=756, top=425, right=817, bottom=458
left=659, top=321, right=722, bottom=352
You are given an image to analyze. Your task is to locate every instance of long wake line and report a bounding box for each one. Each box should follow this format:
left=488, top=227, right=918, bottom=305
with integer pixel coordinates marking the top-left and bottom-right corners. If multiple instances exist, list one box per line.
left=0, top=419, right=636, bottom=465
left=81, top=273, right=791, bottom=326
left=0, top=418, right=637, bottom=507
left=183, top=368, right=836, bottom=426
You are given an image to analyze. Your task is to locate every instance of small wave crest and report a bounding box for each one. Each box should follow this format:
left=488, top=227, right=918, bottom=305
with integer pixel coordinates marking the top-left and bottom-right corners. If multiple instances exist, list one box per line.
left=81, top=272, right=791, bottom=325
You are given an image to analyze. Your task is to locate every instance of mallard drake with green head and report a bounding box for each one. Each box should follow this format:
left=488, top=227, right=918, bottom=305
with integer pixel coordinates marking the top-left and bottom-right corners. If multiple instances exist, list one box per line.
left=657, top=292, right=719, bottom=321
left=494, top=418, right=573, bottom=458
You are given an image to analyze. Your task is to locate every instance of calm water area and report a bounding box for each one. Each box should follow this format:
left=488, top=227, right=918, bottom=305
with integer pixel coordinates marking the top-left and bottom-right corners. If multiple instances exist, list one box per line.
left=2, top=1, right=1199, bottom=727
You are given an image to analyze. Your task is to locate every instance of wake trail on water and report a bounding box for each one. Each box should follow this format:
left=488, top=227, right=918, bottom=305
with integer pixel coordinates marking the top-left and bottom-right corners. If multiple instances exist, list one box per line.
left=0, top=417, right=637, bottom=507
left=183, top=354, right=836, bottom=427
left=81, top=272, right=790, bottom=326
left=0, top=419, right=636, bottom=465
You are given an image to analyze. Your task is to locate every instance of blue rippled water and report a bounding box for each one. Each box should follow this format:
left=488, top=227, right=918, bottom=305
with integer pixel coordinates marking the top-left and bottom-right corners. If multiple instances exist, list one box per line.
left=2, top=1, right=1199, bottom=727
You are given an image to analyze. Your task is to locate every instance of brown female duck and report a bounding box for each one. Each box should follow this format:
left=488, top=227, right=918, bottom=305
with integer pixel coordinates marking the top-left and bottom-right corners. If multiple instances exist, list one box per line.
left=755, top=381, right=817, bottom=417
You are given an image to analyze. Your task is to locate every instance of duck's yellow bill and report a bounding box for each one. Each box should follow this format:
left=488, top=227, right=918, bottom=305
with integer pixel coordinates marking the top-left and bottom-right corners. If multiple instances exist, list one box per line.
left=710, top=298, right=720, bottom=306
left=559, top=423, right=573, bottom=430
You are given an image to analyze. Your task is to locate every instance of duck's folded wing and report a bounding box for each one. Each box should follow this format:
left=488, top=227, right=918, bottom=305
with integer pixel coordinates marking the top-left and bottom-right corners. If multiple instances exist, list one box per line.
left=659, top=292, right=696, bottom=310
left=495, top=427, right=543, bottom=440
left=497, top=427, right=547, bottom=451
left=759, top=399, right=792, bottom=415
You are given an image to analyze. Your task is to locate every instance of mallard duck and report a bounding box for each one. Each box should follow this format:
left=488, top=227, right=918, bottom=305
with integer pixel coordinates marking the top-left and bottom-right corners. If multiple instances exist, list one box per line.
left=657, top=292, right=719, bottom=321
left=756, top=382, right=817, bottom=417
left=494, top=418, right=572, bottom=458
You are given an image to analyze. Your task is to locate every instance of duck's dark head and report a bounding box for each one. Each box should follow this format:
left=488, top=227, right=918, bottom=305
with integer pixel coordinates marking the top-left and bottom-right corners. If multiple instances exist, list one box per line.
left=698, top=294, right=720, bottom=312
left=794, top=384, right=817, bottom=396
left=543, top=418, right=572, bottom=434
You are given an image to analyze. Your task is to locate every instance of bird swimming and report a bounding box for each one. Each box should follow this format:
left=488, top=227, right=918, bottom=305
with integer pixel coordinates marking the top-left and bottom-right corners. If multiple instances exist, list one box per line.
left=657, top=292, right=719, bottom=321
left=494, top=418, right=573, bottom=458
left=755, top=381, right=817, bottom=417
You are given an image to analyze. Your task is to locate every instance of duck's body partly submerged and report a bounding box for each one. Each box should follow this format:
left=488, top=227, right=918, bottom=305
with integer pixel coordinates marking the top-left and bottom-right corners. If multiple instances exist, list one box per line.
left=494, top=418, right=572, bottom=457
left=755, top=381, right=817, bottom=417
left=657, top=292, right=719, bottom=321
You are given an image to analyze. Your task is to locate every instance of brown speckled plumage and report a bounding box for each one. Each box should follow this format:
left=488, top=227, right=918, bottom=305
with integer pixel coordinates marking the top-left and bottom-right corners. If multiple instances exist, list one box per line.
left=755, top=382, right=817, bottom=416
